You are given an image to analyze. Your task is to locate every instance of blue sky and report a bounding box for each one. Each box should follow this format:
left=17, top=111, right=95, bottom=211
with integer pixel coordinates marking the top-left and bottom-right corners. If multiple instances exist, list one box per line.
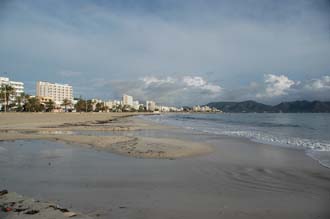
left=1, top=0, right=330, bottom=105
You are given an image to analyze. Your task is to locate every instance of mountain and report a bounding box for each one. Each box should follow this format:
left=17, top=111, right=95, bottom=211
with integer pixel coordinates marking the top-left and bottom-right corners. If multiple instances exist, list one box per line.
left=207, top=100, right=272, bottom=113
left=273, top=101, right=330, bottom=113
left=206, top=100, right=330, bottom=113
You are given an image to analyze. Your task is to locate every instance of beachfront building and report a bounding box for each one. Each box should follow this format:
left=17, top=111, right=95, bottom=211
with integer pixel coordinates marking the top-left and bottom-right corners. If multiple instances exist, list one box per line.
left=146, top=100, right=156, bottom=112
left=133, top=100, right=140, bottom=110
left=192, top=105, right=221, bottom=112
left=36, top=81, right=73, bottom=105
left=0, top=77, right=24, bottom=96
left=104, top=100, right=114, bottom=109
left=193, top=105, right=201, bottom=112
left=122, top=94, right=133, bottom=106
left=0, top=77, right=25, bottom=110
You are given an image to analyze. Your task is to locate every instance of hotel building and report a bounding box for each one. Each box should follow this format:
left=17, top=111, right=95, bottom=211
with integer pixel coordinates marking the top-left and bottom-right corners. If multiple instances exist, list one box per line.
left=36, top=81, right=73, bottom=105
left=0, top=77, right=24, bottom=96
left=122, top=94, right=133, bottom=106
left=146, top=100, right=156, bottom=111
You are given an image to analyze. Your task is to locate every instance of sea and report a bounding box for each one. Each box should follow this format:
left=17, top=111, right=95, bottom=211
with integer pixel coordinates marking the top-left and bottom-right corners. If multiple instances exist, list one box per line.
left=141, top=113, right=330, bottom=168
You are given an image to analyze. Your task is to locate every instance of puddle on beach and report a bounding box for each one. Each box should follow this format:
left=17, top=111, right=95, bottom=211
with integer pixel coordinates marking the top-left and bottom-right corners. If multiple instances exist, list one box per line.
left=1, top=135, right=330, bottom=219
left=0, top=140, right=186, bottom=218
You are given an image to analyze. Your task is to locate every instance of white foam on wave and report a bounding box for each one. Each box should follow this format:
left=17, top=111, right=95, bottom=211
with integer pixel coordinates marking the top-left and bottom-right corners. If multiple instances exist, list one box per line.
left=196, top=128, right=330, bottom=169
left=200, top=128, right=330, bottom=152
left=306, top=150, right=330, bottom=169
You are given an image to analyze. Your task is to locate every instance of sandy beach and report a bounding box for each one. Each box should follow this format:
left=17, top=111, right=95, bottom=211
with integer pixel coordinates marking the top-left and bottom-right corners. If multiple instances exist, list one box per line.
left=1, top=113, right=330, bottom=218
left=0, top=113, right=212, bottom=159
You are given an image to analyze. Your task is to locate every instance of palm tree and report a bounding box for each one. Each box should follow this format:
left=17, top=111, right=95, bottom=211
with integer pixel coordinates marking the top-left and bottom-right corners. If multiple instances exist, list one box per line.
left=62, top=98, right=71, bottom=112
left=0, top=86, right=4, bottom=111
left=0, top=85, right=15, bottom=112
left=74, top=99, right=85, bottom=112
left=24, top=97, right=44, bottom=112
left=15, top=95, right=23, bottom=112
left=45, top=99, right=55, bottom=112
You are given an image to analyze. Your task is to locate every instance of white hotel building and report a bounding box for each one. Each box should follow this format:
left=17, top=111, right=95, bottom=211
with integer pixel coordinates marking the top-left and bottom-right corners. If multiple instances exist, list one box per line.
left=122, top=94, right=133, bottom=106
left=0, top=77, right=24, bottom=96
left=36, top=81, right=73, bottom=105
left=146, top=100, right=156, bottom=111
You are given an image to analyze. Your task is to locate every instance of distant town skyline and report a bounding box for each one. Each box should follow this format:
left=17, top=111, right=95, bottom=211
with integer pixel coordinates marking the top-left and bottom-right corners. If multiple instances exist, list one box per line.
left=1, top=0, right=329, bottom=105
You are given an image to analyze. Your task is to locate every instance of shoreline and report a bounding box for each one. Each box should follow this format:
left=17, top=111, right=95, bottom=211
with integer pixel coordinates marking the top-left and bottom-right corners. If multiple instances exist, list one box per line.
left=140, top=113, right=330, bottom=169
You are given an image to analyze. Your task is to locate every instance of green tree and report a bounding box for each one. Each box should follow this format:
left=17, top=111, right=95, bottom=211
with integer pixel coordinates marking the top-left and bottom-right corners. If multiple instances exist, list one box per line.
left=102, top=105, right=109, bottom=112
left=138, top=105, right=146, bottom=112
left=86, top=100, right=93, bottom=112
left=15, top=95, right=23, bottom=112
left=74, top=99, right=86, bottom=112
left=45, top=99, right=55, bottom=112
left=14, top=92, right=28, bottom=112
left=62, top=98, right=71, bottom=112
left=95, top=102, right=102, bottom=112
left=74, top=99, right=93, bottom=112
left=0, top=85, right=16, bottom=112
left=24, top=97, right=44, bottom=112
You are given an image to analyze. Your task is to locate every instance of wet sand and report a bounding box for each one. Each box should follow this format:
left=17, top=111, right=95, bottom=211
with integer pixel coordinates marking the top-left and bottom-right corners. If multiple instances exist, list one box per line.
left=0, top=113, right=212, bottom=159
left=0, top=113, right=330, bottom=218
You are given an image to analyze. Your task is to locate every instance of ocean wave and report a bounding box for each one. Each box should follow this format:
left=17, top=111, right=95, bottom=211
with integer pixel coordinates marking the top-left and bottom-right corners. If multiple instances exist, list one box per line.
left=219, top=130, right=330, bottom=151
left=143, top=115, right=330, bottom=152
left=142, top=114, right=330, bottom=168
left=257, top=122, right=302, bottom=128
left=170, top=115, right=305, bottom=129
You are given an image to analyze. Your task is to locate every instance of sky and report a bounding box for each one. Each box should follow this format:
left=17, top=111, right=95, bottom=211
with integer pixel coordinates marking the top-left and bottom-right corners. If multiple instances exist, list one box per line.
left=0, top=0, right=329, bottom=106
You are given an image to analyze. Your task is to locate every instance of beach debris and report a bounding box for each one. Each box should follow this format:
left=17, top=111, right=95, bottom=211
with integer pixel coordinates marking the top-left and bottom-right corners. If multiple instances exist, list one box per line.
left=48, top=205, right=78, bottom=217
left=25, top=209, right=40, bottom=214
left=14, top=207, right=29, bottom=212
left=48, top=204, right=69, bottom=212
left=0, top=189, right=8, bottom=196
left=2, top=206, right=13, bottom=212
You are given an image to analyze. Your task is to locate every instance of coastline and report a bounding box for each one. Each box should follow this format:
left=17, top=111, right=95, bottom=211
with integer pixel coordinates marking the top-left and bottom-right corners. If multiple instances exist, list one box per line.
left=1, top=113, right=330, bottom=218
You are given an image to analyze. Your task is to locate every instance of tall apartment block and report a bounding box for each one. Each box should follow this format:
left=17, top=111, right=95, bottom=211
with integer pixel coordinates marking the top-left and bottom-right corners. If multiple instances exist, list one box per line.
left=0, top=77, right=24, bottom=96
left=146, top=100, right=156, bottom=111
left=36, top=81, right=73, bottom=105
left=122, top=94, right=133, bottom=106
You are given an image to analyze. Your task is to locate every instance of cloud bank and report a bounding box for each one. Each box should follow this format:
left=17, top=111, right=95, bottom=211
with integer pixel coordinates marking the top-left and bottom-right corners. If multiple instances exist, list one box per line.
left=108, top=73, right=330, bottom=106
left=0, top=0, right=329, bottom=104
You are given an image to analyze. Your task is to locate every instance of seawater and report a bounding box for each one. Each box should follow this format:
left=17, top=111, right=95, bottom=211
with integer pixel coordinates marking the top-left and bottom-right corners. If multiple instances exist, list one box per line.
left=141, top=113, right=330, bottom=168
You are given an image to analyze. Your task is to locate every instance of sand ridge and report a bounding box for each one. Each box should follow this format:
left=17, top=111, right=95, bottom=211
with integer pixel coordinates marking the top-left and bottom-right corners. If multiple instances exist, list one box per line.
left=0, top=113, right=213, bottom=159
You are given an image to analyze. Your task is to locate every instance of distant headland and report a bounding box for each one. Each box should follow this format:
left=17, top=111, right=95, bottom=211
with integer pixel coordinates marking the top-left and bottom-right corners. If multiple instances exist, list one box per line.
left=206, top=100, right=330, bottom=113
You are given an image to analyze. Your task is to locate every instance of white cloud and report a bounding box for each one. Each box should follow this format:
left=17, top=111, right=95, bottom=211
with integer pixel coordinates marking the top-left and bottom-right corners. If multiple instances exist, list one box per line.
left=183, top=76, right=206, bottom=87
left=142, top=75, right=222, bottom=94
left=109, top=75, right=224, bottom=105
left=304, top=75, right=330, bottom=90
left=257, top=74, right=295, bottom=98
left=143, top=76, right=175, bottom=86
left=183, top=76, right=222, bottom=93
left=110, top=73, right=330, bottom=105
